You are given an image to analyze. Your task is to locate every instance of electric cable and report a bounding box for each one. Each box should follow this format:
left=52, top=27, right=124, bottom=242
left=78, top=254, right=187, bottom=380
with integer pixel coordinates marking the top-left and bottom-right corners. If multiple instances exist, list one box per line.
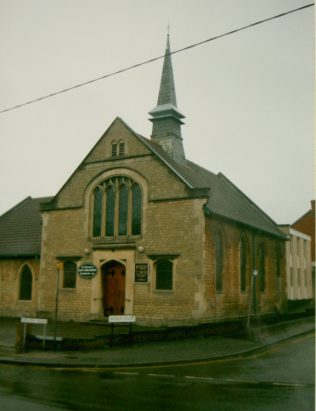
left=0, top=3, right=313, bottom=115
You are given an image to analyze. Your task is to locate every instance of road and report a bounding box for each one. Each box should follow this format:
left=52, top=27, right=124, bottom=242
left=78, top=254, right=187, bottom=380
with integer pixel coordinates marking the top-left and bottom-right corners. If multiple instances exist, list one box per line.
left=0, top=332, right=314, bottom=410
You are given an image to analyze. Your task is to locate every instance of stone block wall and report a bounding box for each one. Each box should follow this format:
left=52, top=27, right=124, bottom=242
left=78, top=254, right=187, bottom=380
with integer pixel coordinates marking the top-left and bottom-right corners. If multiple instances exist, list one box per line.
left=0, top=258, right=40, bottom=318
left=203, top=216, right=287, bottom=321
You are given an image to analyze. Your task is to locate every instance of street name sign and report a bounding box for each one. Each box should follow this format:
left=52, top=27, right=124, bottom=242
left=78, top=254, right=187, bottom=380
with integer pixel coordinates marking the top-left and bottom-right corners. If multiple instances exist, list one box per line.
left=108, top=315, right=136, bottom=323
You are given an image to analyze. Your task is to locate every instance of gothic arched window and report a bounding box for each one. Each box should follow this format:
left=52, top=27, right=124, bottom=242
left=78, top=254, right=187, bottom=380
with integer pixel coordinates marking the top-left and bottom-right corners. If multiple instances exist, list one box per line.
left=105, top=185, right=115, bottom=236
left=92, top=176, right=142, bottom=238
left=93, top=187, right=102, bottom=237
left=19, top=265, right=32, bottom=300
left=214, top=230, right=223, bottom=292
left=131, top=183, right=142, bottom=235
left=239, top=237, right=247, bottom=292
left=275, top=246, right=282, bottom=294
left=118, top=184, right=129, bottom=236
left=258, top=244, right=265, bottom=292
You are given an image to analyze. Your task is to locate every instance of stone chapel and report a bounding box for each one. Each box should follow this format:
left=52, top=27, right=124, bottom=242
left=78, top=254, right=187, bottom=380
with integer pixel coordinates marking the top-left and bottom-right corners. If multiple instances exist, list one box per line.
left=0, top=35, right=287, bottom=325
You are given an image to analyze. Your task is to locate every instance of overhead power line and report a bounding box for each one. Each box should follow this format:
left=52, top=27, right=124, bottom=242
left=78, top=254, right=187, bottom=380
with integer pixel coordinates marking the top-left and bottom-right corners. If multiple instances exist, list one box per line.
left=0, top=3, right=313, bottom=115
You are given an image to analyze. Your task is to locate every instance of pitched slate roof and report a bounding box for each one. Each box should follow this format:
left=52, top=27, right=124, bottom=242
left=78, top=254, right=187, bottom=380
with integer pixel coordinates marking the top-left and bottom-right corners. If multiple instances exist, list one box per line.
left=138, top=133, right=285, bottom=238
left=0, top=119, right=284, bottom=261
left=0, top=196, right=53, bottom=257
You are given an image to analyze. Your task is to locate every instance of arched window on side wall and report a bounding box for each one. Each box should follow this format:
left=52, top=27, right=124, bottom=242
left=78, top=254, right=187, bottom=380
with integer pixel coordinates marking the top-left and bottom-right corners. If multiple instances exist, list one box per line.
left=239, top=237, right=247, bottom=292
left=214, top=230, right=223, bottom=292
left=275, top=246, right=281, bottom=294
left=63, top=261, right=77, bottom=289
left=19, top=265, right=32, bottom=300
left=258, top=244, right=265, bottom=292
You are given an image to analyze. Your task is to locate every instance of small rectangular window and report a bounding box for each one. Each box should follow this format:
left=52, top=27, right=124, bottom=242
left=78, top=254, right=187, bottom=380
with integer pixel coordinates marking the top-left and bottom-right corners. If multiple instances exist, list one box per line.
left=63, top=261, right=77, bottom=288
left=156, top=260, right=173, bottom=290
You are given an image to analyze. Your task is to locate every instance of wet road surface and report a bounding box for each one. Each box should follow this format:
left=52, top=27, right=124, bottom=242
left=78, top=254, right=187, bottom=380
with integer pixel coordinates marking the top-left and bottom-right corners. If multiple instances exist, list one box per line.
left=0, top=332, right=314, bottom=410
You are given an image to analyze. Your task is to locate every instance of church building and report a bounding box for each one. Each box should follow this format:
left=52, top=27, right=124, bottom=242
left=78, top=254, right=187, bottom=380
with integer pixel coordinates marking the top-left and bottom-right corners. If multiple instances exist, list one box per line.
left=0, top=36, right=287, bottom=326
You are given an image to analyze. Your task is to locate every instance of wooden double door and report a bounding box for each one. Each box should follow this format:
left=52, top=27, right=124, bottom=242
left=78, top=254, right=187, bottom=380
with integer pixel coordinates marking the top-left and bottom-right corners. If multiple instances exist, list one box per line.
left=101, top=261, right=126, bottom=316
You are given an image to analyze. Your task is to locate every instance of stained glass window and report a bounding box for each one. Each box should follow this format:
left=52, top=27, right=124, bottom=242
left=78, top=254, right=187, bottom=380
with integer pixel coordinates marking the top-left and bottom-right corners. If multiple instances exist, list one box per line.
left=106, top=185, right=115, bottom=236
left=118, top=184, right=128, bottom=236
left=132, top=183, right=142, bottom=235
left=93, top=187, right=102, bottom=237
left=93, top=177, right=142, bottom=238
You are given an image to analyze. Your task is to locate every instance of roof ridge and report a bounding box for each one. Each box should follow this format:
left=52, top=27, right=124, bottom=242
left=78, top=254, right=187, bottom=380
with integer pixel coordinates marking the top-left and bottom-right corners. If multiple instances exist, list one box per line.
left=292, top=208, right=314, bottom=226
left=0, top=196, right=32, bottom=218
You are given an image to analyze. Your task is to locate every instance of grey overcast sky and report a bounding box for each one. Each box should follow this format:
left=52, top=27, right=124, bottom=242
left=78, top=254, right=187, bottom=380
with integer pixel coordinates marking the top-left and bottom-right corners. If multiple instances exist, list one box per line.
left=0, top=0, right=314, bottom=224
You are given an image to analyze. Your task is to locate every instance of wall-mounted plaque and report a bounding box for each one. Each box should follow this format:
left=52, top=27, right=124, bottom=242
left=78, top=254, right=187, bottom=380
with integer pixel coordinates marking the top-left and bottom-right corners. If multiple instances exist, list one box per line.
left=78, top=263, right=97, bottom=279
left=135, top=263, right=148, bottom=283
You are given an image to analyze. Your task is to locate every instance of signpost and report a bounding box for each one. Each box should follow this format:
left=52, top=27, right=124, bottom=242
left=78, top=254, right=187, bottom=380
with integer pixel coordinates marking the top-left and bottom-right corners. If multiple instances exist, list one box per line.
left=21, top=317, right=47, bottom=349
left=108, top=315, right=136, bottom=345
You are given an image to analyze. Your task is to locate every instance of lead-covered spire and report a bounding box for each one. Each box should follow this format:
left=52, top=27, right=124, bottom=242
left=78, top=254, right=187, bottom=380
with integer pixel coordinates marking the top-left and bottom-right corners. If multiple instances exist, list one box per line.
left=157, top=34, right=177, bottom=107
left=149, top=34, right=186, bottom=163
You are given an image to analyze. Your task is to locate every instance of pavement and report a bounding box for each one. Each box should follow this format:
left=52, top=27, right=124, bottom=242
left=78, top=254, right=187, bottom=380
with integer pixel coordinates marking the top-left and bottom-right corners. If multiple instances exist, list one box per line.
left=0, top=316, right=314, bottom=368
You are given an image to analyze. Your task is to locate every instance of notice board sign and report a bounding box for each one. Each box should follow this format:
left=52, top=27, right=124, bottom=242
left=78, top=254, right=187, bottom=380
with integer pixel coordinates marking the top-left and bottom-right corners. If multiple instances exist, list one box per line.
left=78, top=263, right=97, bottom=279
left=135, top=263, right=148, bottom=283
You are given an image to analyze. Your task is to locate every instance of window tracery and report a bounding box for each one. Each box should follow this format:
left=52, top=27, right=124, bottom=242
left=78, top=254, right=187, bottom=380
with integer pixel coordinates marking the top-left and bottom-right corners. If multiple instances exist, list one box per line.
left=92, top=176, right=142, bottom=238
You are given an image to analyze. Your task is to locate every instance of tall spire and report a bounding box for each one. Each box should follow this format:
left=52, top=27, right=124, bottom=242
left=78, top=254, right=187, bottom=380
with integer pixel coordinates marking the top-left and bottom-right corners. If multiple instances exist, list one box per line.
left=157, top=34, right=177, bottom=107
left=149, top=34, right=186, bottom=163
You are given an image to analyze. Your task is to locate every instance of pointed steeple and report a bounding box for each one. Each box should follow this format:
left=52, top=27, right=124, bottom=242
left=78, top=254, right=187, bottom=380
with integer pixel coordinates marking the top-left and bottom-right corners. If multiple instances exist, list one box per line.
left=149, top=34, right=186, bottom=163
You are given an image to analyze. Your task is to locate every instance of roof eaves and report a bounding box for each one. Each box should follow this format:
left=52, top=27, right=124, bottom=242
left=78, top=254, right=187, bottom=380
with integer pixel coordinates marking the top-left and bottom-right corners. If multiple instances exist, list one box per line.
left=204, top=206, right=286, bottom=239
left=0, top=253, right=40, bottom=259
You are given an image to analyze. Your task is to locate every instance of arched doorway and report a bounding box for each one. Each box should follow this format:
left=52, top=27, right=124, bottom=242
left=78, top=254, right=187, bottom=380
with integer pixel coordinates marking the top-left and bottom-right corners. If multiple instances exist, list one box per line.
left=101, top=260, right=126, bottom=316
